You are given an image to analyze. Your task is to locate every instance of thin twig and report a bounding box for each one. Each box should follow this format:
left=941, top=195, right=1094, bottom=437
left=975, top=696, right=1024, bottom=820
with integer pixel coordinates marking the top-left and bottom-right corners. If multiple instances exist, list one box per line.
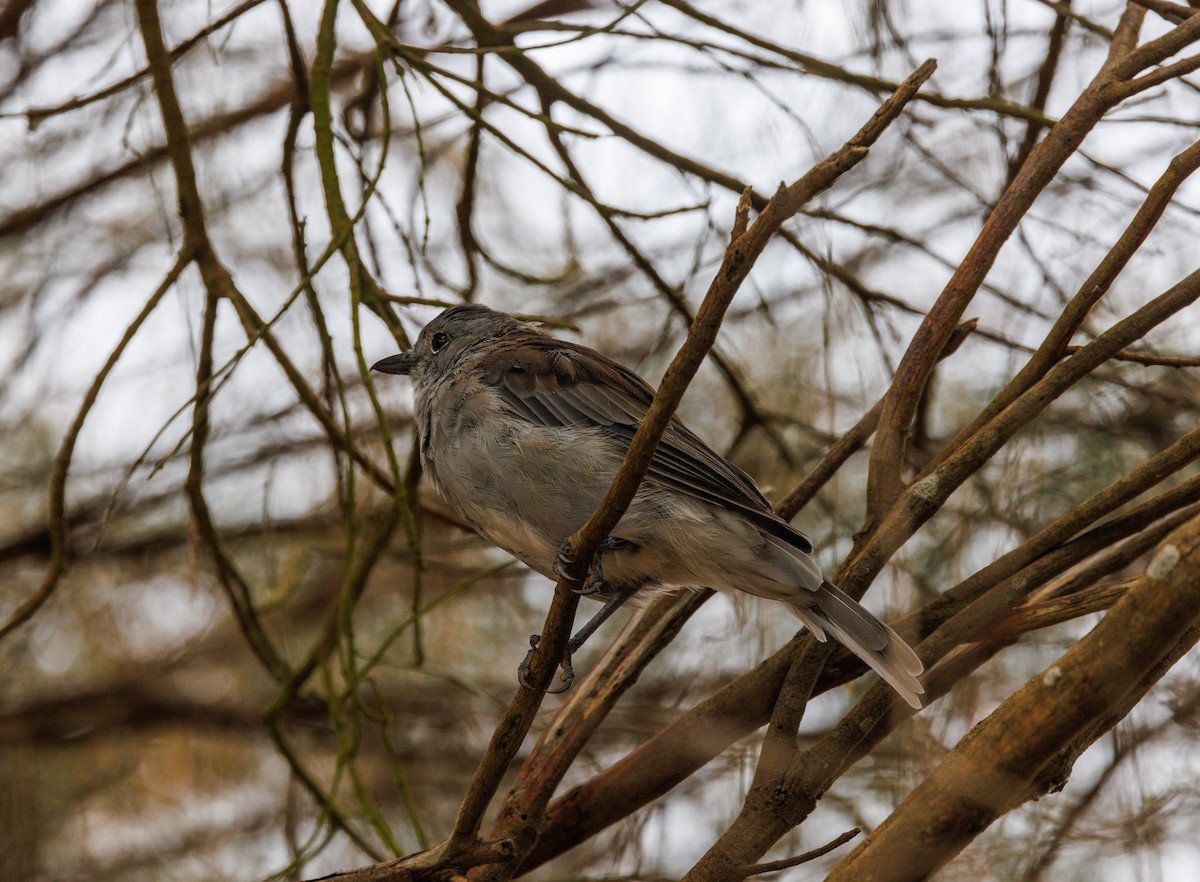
left=740, top=827, right=862, bottom=877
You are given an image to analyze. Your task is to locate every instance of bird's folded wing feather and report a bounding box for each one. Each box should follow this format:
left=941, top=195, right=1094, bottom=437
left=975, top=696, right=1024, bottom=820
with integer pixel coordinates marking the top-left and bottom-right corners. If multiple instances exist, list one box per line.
left=479, top=336, right=813, bottom=554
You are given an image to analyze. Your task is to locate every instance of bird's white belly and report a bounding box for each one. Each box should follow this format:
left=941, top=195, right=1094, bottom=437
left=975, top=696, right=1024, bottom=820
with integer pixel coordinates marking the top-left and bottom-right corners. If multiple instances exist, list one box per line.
left=425, top=410, right=609, bottom=576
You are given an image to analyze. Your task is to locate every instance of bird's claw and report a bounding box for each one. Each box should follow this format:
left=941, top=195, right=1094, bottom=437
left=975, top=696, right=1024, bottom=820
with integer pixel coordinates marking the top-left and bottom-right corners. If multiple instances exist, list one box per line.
left=552, top=544, right=576, bottom=581
left=517, top=634, right=541, bottom=689
left=516, top=633, right=576, bottom=693
left=548, top=651, right=575, bottom=693
left=573, top=563, right=605, bottom=596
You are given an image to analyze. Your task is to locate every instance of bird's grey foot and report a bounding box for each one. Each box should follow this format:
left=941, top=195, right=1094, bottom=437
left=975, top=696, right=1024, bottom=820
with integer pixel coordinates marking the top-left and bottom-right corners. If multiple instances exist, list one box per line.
left=548, top=651, right=575, bottom=694
left=517, top=634, right=542, bottom=689
left=574, top=536, right=639, bottom=596
left=575, top=556, right=605, bottom=596
left=552, top=542, right=576, bottom=582
left=516, top=634, right=576, bottom=693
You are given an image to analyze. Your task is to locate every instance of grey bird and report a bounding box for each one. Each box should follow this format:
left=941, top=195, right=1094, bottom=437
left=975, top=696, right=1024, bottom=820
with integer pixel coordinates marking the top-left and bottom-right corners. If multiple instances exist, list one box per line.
left=372, top=304, right=924, bottom=708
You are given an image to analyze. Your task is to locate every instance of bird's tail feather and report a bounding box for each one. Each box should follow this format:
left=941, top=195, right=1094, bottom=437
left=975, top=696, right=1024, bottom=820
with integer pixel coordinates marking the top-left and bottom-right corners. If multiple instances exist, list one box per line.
left=788, top=580, right=924, bottom=709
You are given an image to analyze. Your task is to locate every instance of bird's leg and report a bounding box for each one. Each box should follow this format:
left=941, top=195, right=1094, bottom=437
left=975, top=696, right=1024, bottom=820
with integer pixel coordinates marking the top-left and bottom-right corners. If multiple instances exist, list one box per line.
left=518, top=576, right=640, bottom=692
left=548, top=581, right=639, bottom=693
left=565, top=580, right=638, bottom=653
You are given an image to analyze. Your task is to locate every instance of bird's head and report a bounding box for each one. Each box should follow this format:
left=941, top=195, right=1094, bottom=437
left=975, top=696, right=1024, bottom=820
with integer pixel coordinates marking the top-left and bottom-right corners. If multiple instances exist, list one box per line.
left=371, top=303, right=533, bottom=385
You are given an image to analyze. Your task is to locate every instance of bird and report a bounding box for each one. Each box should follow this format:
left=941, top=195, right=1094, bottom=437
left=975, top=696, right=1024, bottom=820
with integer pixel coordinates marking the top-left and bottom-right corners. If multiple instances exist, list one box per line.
left=372, top=304, right=924, bottom=708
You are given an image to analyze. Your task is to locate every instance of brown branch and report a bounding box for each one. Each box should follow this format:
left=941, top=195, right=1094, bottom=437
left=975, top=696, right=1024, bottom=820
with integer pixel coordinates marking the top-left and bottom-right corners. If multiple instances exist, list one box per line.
left=740, top=827, right=862, bottom=877
left=925, top=137, right=1200, bottom=477
left=1063, top=344, right=1200, bottom=367
left=1033, top=499, right=1200, bottom=603
left=310, top=839, right=516, bottom=882
left=824, top=512, right=1200, bottom=881
left=1021, top=685, right=1200, bottom=881
left=860, top=7, right=1164, bottom=529
left=1134, top=0, right=1199, bottom=25
left=676, top=560, right=1082, bottom=882
left=980, top=579, right=1132, bottom=641
left=910, top=484, right=1200, bottom=667
left=1109, top=3, right=1200, bottom=79
left=561, top=58, right=934, bottom=568
left=678, top=512, right=1195, bottom=882
left=913, top=426, right=1200, bottom=659
left=519, top=635, right=801, bottom=874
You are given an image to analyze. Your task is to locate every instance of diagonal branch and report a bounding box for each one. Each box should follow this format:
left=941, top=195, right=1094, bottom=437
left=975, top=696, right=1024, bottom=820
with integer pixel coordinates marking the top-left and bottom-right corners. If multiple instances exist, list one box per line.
left=860, top=6, right=1164, bottom=529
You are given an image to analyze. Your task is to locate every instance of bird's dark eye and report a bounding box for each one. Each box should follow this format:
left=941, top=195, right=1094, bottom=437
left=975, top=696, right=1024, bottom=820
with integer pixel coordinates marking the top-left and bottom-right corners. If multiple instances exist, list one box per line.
left=431, top=331, right=449, bottom=352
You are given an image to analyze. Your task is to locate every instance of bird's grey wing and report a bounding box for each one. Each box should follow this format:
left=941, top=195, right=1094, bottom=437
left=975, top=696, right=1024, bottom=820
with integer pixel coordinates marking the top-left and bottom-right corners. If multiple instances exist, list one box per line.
left=480, top=337, right=813, bottom=554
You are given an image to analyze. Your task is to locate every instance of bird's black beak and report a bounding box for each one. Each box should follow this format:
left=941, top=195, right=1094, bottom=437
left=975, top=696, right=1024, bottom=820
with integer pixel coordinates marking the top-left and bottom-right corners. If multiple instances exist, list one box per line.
left=371, top=351, right=418, bottom=375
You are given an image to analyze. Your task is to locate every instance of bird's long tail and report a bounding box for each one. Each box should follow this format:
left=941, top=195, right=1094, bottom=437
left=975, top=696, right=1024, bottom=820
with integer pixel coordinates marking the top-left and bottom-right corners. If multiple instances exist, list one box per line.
left=788, top=580, right=924, bottom=709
